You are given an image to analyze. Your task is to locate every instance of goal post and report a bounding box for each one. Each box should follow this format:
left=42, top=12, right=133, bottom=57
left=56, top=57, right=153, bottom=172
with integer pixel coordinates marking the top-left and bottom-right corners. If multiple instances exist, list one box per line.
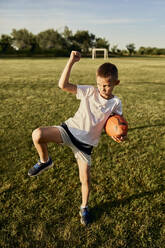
left=92, top=48, right=108, bottom=59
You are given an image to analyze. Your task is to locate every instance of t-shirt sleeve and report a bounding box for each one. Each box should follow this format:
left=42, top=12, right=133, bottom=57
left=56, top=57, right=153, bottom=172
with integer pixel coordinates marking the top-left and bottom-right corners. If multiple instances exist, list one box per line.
left=114, top=99, right=122, bottom=115
left=76, top=85, right=94, bottom=100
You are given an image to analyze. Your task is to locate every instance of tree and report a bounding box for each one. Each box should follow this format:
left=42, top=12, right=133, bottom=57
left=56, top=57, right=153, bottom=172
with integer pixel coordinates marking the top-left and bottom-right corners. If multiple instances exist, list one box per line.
left=73, top=30, right=95, bottom=55
left=0, top=34, right=13, bottom=53
left=63, top=26, right=73, bottom=40
left=62, top=26, right=78, bottom=53
left=138, top=46, right=145, bottom=55
left=94, top=37, right=109, bottom=50
left=111, top=45, right=118, bottom=54
left=121, top=49, right=129, bottom=56
left=126, top=43, right=136, bottom=56
left=157, top=48, right=165, bottom=55
left=11, top=29, right=36, bottom=52
left=36, top=29, right=67, bottom=53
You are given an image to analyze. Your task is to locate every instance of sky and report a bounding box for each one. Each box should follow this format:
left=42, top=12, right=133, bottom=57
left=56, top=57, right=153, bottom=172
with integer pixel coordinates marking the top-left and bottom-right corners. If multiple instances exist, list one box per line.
left=0, top=0, right=165, bottom=49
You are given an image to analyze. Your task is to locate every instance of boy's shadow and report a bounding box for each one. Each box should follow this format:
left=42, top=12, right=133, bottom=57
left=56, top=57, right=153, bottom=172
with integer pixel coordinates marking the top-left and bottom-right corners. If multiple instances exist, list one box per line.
left=90, top=185, right=164, bottom=223
left=129, top=123, right=165, bottom=131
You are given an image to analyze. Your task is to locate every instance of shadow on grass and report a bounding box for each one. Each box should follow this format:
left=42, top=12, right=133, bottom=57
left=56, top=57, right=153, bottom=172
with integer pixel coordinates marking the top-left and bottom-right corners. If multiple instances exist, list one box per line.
left=125, top=81, right=165, bottom=86
left=129, top=123, right=165, bottom=131
left=90, top=185, right=165, bottom=223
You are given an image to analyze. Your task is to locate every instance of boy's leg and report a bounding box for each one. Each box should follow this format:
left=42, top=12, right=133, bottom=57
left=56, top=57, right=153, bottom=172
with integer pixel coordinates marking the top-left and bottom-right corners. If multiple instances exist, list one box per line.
left=77, top=158, right=91, bottom=225
left=77, top=158, right=90, bottom=208
left=32, top=126, right=63, bottom=162
left=28, top=126, right=63, bottom=176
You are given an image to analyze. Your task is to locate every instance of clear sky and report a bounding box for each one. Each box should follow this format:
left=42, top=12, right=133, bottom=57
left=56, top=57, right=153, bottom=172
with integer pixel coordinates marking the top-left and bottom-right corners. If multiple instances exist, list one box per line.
left=0, top=0, right=165, bottom=49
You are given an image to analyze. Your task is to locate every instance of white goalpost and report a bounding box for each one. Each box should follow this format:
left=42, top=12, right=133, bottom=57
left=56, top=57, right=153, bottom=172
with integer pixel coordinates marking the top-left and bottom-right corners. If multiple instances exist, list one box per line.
left=92, top=48, right=108, bottom=59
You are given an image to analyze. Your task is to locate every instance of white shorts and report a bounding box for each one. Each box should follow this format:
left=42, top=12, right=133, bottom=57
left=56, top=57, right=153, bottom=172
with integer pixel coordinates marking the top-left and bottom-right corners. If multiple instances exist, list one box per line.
left=55, top=125, right=92, bottom=166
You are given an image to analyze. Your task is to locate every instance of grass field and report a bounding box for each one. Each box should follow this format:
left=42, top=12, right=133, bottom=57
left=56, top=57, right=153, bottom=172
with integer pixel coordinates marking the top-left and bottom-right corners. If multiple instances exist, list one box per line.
left=0, top=57, right=165, bottom=248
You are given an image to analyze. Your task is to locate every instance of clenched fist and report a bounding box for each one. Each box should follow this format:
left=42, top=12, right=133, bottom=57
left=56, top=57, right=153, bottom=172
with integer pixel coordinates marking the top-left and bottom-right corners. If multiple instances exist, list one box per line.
left=69, top=51, right=81, bottom=63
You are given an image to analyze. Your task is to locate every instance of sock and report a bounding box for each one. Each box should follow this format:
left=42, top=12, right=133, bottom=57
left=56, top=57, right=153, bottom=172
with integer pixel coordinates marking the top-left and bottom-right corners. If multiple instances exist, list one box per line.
left=40, top=157, right=49, bottom=164
left=81, top=205, right=88, bottom=209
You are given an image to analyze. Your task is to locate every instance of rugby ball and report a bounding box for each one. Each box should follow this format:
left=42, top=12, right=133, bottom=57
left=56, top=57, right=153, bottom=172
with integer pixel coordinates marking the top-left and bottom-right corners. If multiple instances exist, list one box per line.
left=105, top=114, right=128, bottom=137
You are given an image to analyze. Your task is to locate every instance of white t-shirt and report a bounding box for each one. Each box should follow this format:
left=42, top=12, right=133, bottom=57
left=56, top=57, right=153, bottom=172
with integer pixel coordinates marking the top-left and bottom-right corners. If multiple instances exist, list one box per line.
left=65, top=85, right=122, bottom=146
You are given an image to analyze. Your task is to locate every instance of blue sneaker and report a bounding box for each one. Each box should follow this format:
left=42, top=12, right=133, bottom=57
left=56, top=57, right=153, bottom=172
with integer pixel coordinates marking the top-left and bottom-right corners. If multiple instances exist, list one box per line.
left=28, top=157, right=54, bottom=177
left=79, top=207, right=90, bottom=226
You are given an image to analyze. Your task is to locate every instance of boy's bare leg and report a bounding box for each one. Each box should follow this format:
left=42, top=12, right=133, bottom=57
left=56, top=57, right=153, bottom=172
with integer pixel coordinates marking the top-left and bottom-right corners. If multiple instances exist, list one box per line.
left=77, top=159, right=90, bottom=208
left=32, top=127, right=63, bottom=163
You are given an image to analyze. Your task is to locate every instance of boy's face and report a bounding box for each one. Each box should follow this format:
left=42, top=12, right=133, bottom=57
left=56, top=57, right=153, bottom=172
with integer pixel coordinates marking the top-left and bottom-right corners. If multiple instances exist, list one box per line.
left=96, top=76, right=120, bottom=100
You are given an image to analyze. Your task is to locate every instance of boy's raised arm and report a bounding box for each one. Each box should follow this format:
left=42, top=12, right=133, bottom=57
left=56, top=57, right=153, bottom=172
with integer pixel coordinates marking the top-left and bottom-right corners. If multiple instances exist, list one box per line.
left=58, top=51, right=81, bottom=94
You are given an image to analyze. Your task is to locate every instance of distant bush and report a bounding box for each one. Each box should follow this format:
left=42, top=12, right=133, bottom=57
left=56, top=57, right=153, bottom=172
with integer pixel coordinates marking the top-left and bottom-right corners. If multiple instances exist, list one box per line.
left=137, top=46, right=165, bottom=56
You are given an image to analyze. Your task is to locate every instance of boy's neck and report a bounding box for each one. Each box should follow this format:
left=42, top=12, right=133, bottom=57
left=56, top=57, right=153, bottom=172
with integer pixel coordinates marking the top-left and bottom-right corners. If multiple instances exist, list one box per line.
left=100, top=93, right=114, bottom=100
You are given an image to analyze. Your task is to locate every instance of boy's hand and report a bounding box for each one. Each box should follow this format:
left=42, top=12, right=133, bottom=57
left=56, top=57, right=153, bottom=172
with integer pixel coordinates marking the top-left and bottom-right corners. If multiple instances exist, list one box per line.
left=111, top=135, right=128, bottom=143
left=69, top=51, right=81, bottom=64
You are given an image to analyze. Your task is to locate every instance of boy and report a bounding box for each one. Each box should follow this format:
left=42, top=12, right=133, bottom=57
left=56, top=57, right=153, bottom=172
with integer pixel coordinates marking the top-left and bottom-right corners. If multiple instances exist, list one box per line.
left=28, top=51, right=124, bottom=226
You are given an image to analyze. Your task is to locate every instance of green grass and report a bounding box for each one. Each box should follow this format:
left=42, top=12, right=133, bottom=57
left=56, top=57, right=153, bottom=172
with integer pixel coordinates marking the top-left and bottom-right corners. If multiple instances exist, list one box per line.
left=0, top=57, right=165, bottom=248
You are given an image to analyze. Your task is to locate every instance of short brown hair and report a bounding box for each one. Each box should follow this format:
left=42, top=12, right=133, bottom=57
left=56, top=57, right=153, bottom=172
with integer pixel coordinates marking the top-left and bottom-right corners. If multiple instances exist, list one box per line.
left=96, top=62, right=118, bottom=80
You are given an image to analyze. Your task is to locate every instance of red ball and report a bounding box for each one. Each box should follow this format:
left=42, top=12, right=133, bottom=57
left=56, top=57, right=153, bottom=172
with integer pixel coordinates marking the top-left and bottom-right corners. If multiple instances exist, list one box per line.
left=105, top=114, right=128, bottom=137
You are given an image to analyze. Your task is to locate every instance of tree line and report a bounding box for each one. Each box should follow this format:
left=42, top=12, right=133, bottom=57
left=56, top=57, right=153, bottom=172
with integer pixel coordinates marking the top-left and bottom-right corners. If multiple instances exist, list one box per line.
left=0, top=27, right=164, bottom=57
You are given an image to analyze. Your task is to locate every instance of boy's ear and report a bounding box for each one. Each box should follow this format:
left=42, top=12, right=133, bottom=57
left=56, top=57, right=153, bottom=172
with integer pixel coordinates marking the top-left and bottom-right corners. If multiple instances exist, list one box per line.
left=115, top=80, right=120, bottom=85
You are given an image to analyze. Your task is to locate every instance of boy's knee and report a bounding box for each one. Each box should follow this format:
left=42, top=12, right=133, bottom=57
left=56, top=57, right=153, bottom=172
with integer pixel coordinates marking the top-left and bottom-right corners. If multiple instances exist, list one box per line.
left=80, top=175, right=90, bottom=185
left=32, top=128, right=43, bottom=143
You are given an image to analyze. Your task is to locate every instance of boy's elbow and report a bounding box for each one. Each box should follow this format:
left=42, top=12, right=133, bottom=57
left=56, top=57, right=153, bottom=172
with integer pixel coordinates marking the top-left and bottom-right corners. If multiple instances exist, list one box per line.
left=58, top=84, right=62, bottom=89
left=58, top=82, right=71, bottom=91
left=58, top=81, right=64, bottom=90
